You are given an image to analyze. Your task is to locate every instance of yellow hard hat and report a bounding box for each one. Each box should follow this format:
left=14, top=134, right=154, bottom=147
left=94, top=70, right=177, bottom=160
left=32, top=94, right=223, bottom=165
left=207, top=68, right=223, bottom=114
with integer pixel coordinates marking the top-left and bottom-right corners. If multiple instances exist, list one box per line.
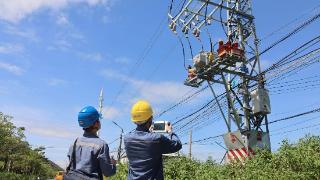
left=131, top=100, right=153, bottom=124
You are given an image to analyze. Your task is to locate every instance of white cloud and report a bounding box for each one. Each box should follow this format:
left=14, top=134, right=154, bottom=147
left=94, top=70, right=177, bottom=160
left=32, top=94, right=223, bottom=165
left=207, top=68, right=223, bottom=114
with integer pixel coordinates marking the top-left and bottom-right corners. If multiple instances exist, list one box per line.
left=100, top=68, right=126, bottom=80
left=102, top=15, right=111, bottom=24
left=56, top=13, right=70, bottom=25
left=48, top=78, right=68, bottom=86
left=54, top=39, right=72, bottom=51
left=114, top=56, right=131, bottom=65
left=48, top=30, right=85, bottom=51
left=0, top=61, right=24, bottom=75
left=79, top=52, right=103, bottom=62
left=4, top=25, right=39, bottom=41
left=0, top=43, right=24, bottom=54
left=69, top=32, right=85, bottom=41
left=0, top=0, right=112, bottom=23
left=100, top=69, right=191, bottom=105
left=1, top=106, right=80, bottom=139
left=101, top=106, right=120, bottom=120
left=134, top=81, right=190, bottom=104
left=29, top=127, right=77, bottom=139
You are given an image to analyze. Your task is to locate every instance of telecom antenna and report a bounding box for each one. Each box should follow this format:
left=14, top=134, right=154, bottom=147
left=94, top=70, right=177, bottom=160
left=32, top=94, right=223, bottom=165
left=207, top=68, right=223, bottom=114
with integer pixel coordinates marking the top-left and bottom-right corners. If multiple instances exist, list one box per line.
left=99, top=88, right=104, bottom=115
left=97, top=88, right=104, bottom=137
left=168, top=0, right=271, bottom=162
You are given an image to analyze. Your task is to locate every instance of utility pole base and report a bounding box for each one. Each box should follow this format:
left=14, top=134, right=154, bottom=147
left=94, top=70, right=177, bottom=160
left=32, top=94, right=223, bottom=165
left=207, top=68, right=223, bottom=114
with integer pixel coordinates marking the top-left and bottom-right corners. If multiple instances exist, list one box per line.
left=223, top=130, right=271, bottom=163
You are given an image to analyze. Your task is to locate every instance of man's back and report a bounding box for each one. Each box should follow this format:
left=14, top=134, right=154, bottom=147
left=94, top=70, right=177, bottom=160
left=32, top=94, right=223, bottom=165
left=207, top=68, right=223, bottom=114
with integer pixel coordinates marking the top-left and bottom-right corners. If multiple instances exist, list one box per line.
left=68, top=132, right=116, bottom=179
left=124, top=127, right=182, bottom=180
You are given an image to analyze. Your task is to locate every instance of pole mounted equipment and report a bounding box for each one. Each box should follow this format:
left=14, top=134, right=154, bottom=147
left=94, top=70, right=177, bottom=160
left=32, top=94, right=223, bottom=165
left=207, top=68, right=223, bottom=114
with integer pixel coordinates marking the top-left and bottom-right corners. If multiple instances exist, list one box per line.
left=168, top=0, right=272, bottom=163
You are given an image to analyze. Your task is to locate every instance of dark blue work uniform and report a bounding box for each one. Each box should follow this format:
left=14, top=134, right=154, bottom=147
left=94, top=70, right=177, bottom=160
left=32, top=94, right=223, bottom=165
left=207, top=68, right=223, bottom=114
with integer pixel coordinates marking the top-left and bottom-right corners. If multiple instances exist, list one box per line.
left=124, top=126, right=182, bottom=180
left=67, top=132, right=116, bottom=179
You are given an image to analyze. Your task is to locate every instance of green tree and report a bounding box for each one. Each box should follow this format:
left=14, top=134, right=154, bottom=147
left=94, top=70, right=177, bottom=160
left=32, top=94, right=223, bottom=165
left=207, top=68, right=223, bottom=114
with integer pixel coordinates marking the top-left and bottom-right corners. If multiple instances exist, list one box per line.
left=0, top=112, right=58, bottom=179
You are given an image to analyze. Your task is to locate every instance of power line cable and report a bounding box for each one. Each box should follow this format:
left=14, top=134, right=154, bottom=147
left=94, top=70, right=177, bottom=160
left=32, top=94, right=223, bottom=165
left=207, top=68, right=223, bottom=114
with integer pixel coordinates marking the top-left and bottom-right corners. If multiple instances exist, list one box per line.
left=271, top=115, right=320, bottom=133
left=260, top=4, right=320, bottom=41
left=248, top=11, right=320, bottom=66
left=105, top=17, right=167, bottom=113
left=267, top=107, right=320, bottom=125
left=155, top=12, right=320, bottom=120
left=187, top=107, right=320, bottom=144
left=270, top=122, right=320, bottom=137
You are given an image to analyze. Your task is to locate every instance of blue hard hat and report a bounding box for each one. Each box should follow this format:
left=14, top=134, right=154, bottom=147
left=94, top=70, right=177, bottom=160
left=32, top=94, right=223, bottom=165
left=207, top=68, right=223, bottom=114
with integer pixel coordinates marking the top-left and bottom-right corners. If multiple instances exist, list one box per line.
left=78, top=106, right=101, bottom=128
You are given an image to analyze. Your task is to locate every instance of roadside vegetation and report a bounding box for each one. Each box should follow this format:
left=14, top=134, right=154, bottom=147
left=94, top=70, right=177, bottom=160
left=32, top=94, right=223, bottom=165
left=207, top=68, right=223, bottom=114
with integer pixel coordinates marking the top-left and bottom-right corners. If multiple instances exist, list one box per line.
left=0, top=112, right=59, bottom=179
left=111, top=135, right=320, bottom=179
left=1, top=112, right=319, bottom=179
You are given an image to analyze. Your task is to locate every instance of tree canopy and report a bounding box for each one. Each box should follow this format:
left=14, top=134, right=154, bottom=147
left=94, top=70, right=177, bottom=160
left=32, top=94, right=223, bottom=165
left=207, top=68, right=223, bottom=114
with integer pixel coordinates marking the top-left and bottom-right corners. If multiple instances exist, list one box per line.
left=0, top=112, right=59, bottom=179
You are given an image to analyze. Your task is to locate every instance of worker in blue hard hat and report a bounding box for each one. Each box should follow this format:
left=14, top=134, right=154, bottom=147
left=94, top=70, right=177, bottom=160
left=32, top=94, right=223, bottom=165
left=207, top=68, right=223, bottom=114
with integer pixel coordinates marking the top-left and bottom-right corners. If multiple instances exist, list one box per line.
left=64, top=106, right=116, bottom=180
left=124, top=100, right=182, bottom=180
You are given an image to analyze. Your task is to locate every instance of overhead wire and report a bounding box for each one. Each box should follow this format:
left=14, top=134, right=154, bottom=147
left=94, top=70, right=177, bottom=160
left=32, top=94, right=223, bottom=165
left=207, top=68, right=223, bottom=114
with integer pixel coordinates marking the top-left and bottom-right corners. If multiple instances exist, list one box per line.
left=186, top=106, right=320, bottom=144
left=177, top=34, right=188, bottom=70
left=155, top=7, right=320, bottom=121
left=108, top=137, right=121, bottom=146
left=267, top=76, right=320, bottom=94
left=219, top=2, right=228, bottom=37
left=129, top=43, right=178, bottom=99
left=154, top=85, right=209, bottom=118
left=174, top=95, right=227, bottom=131
left=260, top=4, right=320, bottom=41
left=106, top=2, right=320, bottom=157
left=252, top=11, right=320, bottom=62
left=186, top=35, right=194, bottom=58
left=114, top=1, right=320, bottom=139
left=270, top=122, right=320, bottom=137
left=267, top=107, right=320, bottom=125
left=106, top=0, right=189, bottom=114
left=175, top=100, right=221, bottom=131
left=266, top=74, right=320, bottom=86
left=105, top=16, right=167, bottom=114
left=182, top=133, right=224, bottom=145
left=156, top=2, right=320, bottom=153
left=156, top=3, right=320, bottom=118
left=270, top=115, right=320, bottom=133
left=175, top=37, right=320, bottom=135
left=264, top=36, right=320, bottom=73
left=265, top=48, right=320, bottom=85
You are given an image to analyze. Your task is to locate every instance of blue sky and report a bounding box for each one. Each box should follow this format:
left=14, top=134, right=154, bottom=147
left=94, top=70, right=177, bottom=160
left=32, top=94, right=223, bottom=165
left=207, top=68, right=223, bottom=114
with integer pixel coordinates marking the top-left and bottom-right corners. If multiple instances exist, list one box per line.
left=0, top=0, right=319, bottom=167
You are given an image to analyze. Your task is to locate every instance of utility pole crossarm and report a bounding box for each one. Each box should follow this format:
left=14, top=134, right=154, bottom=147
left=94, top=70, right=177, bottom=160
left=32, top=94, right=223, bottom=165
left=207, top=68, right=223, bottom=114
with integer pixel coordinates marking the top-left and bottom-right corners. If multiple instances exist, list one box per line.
left=168, top=0, right=272, bottom=163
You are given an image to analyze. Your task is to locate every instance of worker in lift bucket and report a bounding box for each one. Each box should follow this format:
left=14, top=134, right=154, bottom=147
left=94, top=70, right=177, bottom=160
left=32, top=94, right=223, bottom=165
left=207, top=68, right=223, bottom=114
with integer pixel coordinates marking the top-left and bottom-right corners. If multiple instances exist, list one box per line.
left=124, top=100, right=182, bottom=180
left=64, top=106, right=117, bottom=180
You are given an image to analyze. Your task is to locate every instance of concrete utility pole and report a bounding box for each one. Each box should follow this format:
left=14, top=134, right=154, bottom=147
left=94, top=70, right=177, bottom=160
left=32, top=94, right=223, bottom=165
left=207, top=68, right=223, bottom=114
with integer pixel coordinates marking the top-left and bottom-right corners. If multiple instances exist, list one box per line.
left=189, top=130, right=192, bottom=159
left=117, top=132, right=123, bottom=163
left=168, top=0, right=272, bottom=163
left=112, top=120, right=124, bottom=163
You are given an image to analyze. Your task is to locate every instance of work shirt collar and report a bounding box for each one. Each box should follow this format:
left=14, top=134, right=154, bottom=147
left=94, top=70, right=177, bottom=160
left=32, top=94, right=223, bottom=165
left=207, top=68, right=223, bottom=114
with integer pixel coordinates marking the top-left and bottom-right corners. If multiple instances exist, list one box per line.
left=136, top=125, right=150, bottom=132
left=83, top=131, right=99, bottom=138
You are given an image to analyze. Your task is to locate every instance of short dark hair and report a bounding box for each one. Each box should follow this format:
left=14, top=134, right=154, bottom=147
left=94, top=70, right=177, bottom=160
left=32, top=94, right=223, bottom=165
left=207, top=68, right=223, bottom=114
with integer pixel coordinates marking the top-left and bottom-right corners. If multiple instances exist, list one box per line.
left=137, top=116, right=153, bottom=127
left=83, top=120, right=100, bottom=132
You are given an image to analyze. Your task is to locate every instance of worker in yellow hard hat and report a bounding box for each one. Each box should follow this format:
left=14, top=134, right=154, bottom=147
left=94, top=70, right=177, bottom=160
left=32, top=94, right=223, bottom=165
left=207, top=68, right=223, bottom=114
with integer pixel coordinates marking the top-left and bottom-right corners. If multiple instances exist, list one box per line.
left=124, top=100, right=182, bottom=180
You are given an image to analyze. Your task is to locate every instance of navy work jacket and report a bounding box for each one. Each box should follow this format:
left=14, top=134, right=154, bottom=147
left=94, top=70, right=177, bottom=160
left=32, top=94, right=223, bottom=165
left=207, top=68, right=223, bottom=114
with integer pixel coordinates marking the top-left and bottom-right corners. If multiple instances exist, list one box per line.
left=124, top=126, right=182, bottom=180
left=67, top=132, right=116, bottom=179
